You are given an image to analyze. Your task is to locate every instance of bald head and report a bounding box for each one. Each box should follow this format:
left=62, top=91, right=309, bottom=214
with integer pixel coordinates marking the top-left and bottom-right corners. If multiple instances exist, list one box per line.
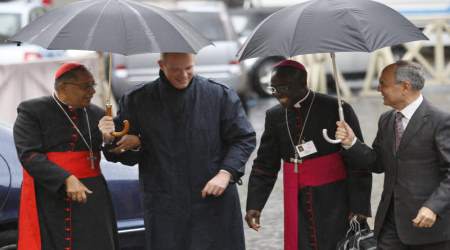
left=158, top=53, right=195, bottom=90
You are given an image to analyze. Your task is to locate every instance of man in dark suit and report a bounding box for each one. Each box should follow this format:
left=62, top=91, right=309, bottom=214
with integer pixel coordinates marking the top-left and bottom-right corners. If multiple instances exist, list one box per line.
left=336, top=60, right=450, bottom=249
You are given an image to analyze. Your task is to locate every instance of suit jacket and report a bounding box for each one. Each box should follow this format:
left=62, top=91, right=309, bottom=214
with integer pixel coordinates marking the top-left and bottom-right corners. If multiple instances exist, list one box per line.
left=342, top=99, right=450, bottom=245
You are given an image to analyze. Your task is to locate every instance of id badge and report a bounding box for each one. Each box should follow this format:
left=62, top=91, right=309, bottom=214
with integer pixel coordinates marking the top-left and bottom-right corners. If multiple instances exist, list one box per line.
left=295, top=140, right=317, bottom=158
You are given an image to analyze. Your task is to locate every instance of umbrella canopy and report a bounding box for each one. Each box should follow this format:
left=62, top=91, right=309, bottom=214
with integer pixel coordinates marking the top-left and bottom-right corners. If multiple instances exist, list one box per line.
left=237, top=0, right=427, bottom=60
left=10, top=0, right=212, bottom=55
left=237, top=0, right=427, bottom=144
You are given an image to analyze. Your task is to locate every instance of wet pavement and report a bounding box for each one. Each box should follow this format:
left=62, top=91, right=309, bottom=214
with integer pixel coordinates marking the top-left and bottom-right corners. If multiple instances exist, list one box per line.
left=239, top=84, right=450, bottom=250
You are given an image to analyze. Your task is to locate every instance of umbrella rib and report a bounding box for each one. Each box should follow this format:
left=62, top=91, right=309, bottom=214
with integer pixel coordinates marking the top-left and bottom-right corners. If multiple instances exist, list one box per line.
left=47, top=0, right=102, bottom=49
left=118, top=0, right=160, bottom=53
left=290, top=0, right=316, bottom=57
left=84, top=0, right=113, bottom=50
left=344, top=8, right=371, bottom=52
left=129, top=0, right=209, bottom=52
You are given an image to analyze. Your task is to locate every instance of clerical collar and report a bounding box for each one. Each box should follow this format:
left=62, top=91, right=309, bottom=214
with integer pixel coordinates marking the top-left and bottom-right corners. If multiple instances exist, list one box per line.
left=293, top=89, right=311, bottom=108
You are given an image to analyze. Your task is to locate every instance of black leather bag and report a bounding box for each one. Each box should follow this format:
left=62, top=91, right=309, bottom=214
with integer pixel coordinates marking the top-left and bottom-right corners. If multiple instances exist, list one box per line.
left=336, top=216, right=377, bottom=250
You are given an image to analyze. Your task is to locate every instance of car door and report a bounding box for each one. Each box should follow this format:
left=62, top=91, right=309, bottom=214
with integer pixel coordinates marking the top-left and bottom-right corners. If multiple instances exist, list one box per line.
left=0, top=125, right=14, bottom=214
left=101, top=160, right=146, bottom=249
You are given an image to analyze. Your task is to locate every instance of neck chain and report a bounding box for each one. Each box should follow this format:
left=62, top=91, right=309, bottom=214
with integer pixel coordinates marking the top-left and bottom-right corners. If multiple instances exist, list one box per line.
left=52, top=94, right=96, bottom=169
left=294, top=89, right=311, bottom=107
left=285, top=91, right=315, bottom=158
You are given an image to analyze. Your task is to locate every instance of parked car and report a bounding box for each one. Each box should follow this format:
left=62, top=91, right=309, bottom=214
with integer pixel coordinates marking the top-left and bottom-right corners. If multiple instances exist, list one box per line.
left=230, top=7, right=285, bottom=97
left=110, top=1, right=250, bottom=110
left=0, top=0, right=66, bottom=64
left=0, top=122, right=145, bottom=250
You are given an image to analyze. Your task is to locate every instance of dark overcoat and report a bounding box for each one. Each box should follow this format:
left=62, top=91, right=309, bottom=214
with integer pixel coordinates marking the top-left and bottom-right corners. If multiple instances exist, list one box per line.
left=106, top=73, right=256, bottom=250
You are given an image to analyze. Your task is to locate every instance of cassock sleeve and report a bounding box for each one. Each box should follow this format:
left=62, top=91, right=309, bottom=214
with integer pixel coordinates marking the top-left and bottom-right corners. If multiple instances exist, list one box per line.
left=342, top=102, right=372, bottom=216
left=246, top=109, right=282, bottom=211
left=219, top=88, right=256, bottom=181
left=103, top=92, right=141, bottom=166
left=13, top=101, right=71, bottom=194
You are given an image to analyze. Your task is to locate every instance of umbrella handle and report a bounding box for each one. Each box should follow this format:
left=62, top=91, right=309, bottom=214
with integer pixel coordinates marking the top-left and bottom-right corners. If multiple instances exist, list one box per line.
left=106, top=104, right=130, bottom=137
left=322, top=129, right=341, bottom=144
left=322, top=104, right=344, bottom=144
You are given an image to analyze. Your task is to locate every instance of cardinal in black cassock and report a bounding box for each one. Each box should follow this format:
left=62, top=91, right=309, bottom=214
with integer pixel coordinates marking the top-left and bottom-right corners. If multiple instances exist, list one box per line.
left=13, top=63, right=119, bottom=250
left=245, top=60, right=372, bottom=250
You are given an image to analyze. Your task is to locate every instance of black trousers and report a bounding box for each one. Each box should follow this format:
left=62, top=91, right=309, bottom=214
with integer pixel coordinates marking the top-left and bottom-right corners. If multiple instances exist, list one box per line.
left=378, top=200, right=450, bottom=250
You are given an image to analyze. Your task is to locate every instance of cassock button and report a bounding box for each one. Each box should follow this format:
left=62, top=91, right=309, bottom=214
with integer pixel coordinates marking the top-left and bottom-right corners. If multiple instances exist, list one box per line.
left=71, top=134, right=78, bottom=141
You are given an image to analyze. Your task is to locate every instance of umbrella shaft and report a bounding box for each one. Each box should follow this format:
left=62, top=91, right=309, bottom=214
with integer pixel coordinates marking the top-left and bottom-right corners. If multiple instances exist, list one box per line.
left=330, top=52, right=345, bottom=121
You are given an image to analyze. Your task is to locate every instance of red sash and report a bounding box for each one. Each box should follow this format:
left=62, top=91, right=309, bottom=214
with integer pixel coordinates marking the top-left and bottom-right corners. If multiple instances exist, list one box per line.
left=18, top=151, right=101, bottom=250
left=283, top=152, right=346, bottom=250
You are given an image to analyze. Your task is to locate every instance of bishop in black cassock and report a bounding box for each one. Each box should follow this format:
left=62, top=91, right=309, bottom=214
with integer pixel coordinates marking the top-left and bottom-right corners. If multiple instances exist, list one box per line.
left=245, top=60, right=372, bottom=250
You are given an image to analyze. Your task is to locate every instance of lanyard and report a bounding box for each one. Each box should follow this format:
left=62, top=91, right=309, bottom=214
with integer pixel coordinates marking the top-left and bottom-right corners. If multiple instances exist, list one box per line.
left=285, top=91, right=315, bottom=172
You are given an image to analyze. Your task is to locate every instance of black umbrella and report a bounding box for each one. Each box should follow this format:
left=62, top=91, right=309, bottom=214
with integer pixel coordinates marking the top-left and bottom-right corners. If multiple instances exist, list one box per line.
left=11, top=0, right=212, bottom=136
left=237, top=0, right=427, bottom=143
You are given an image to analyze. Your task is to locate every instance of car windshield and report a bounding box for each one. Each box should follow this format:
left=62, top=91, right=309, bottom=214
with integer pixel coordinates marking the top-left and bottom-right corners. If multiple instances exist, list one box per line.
left=0, top=13, right=21, bottom=42
left=175, top=11, right=227, bottom=41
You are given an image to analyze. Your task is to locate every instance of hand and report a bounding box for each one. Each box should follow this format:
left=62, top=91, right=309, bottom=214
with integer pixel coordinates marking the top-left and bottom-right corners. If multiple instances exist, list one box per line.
left=110, top=134, right=141, bottom=154
left=98, top=116, right=115, bottom=143
left=335, top=121, right=356, bottom=147
left=412, top=207, right=437, bottom=228
left=65, top=175, right=93, bottom=203
left=201, top=170, right=231, bottom=198
left=245, top=210, right=261, bottom=231
left=348, top=212, right=367, bottom=221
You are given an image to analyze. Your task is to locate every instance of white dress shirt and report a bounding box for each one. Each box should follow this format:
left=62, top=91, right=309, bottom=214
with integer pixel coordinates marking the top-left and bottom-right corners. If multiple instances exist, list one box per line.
left=343, top=94, right=423, bottom=149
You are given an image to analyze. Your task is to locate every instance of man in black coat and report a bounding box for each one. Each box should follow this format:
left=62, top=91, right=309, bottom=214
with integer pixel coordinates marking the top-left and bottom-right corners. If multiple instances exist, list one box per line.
left=245, top=60, right=372, bottom=250
left=336, top=60, right=450, bottom=249
left=99, top=53, right=256, bottom=250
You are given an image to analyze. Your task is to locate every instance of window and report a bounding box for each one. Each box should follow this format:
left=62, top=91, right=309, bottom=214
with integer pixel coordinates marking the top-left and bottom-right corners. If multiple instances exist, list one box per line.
left=0, top=13, right=21, bottom=40
left=175, top=11, right=228, bottom=41
left=29, top=7, right=46, bottom=23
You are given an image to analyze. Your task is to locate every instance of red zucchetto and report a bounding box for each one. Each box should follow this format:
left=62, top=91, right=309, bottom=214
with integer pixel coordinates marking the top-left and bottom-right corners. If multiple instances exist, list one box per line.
left=54, top=62, right=85, bottom=79
left=273, top=59, right=306, bottom=72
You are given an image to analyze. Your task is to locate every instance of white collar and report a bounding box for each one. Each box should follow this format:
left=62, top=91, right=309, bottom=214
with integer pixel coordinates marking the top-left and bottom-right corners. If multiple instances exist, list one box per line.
left=293, top=89, right=311, bottom=108
left=398, top=94, right=423, bottom=120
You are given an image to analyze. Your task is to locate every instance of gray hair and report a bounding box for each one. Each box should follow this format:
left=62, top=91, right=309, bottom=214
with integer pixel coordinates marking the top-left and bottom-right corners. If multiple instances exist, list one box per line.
left=394, top=60, right=425, bottom=90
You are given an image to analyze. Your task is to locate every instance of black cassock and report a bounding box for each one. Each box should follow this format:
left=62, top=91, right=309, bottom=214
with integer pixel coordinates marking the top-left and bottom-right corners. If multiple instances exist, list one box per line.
left=105, top=72, right=256, bottom=250
left=247, top=92, right=372, bottom=250
left=13, top=96, right=119, bottom=250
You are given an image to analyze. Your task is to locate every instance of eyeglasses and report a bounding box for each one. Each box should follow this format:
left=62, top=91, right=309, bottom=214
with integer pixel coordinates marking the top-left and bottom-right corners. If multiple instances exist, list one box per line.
left=266, top=85, right=289, bottom=95
left=65, top=82, right=97, bottom=91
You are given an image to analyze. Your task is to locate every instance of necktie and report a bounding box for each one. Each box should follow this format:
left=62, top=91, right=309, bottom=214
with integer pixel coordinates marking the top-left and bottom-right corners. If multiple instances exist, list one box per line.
left=395, top=112, right=404, bottom=151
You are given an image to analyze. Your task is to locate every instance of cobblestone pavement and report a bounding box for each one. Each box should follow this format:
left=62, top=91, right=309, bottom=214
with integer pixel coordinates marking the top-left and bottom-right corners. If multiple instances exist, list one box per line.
left=239, top=85, right=450, bottom=250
